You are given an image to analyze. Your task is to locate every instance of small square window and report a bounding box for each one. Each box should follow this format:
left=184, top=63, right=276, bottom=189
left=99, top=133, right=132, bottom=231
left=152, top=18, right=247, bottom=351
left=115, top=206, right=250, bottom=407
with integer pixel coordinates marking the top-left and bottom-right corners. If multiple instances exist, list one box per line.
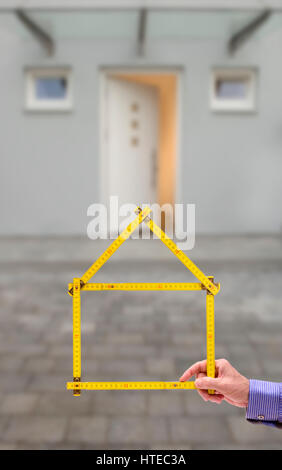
left=211, top=68, right=256, bottom=112
left=36, top=77, right=68, bottom=100
left=25, top=68, right=72, bottom=111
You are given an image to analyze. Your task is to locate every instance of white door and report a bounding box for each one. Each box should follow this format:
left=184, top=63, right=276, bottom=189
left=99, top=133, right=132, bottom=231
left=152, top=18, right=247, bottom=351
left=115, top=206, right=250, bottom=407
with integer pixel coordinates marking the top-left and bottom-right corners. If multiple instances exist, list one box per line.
left=104, top=77, right=159, bottom=207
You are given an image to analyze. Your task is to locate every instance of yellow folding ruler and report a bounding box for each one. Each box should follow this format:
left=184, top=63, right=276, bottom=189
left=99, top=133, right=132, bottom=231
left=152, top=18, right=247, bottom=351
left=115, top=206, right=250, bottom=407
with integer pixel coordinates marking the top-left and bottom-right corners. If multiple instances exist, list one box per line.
left=67, top=206, right=220, bottom=396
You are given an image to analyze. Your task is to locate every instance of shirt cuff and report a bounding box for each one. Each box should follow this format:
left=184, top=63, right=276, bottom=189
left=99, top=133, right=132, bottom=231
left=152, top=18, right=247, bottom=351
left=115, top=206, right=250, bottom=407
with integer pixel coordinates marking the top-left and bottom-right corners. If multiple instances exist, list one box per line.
left=279, top=384, right=282, bottom=423
left=246, top=379, right=281, bottom=422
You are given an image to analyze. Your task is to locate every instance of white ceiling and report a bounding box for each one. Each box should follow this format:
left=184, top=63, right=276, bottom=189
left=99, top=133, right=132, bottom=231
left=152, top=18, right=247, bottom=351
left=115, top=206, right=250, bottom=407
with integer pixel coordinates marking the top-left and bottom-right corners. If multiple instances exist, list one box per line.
left=0, top=1, right=282, bottom=12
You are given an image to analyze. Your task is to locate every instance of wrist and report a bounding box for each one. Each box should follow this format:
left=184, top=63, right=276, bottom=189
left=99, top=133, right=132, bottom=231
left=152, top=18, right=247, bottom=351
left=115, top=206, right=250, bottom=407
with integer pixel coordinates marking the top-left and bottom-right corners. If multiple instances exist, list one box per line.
left=243, top=377, right=250, bottom=406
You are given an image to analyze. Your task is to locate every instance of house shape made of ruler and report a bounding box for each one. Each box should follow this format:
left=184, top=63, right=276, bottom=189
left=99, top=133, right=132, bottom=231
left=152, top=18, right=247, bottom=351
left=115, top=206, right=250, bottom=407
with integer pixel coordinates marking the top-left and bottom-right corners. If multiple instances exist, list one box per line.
left=67, top=206, right=220, bottom=396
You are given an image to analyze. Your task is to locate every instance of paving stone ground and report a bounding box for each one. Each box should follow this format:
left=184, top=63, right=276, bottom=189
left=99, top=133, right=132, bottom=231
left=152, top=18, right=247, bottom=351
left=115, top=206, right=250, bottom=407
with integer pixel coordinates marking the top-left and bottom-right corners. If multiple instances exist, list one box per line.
left=0, top=237, right=282, bottom=449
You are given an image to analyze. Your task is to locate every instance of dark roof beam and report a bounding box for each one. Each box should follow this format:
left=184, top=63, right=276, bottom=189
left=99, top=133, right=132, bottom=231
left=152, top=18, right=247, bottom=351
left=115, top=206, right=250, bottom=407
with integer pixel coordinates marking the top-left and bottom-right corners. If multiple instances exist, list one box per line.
left=15, top=9, right=55, bottom=56
left=228, top=9, right=271, bottom=54
left=137, top=8, right=147, bottom=56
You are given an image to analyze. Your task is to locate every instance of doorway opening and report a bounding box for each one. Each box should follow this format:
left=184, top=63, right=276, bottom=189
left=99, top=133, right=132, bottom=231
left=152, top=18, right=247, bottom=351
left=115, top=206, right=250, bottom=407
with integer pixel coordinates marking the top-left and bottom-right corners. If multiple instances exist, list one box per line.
left=100, top=69, right=180, bottom=230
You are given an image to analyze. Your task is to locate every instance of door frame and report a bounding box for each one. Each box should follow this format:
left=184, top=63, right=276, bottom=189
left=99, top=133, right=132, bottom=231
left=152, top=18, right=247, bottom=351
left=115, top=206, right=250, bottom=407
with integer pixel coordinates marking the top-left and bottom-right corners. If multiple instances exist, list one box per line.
left=99, top=66, right=183, bottom=209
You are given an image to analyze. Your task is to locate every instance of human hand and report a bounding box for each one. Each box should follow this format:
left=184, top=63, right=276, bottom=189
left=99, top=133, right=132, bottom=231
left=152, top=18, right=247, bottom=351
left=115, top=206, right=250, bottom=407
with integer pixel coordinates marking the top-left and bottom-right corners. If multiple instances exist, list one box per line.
left=180, top=358, right=249, bottom=407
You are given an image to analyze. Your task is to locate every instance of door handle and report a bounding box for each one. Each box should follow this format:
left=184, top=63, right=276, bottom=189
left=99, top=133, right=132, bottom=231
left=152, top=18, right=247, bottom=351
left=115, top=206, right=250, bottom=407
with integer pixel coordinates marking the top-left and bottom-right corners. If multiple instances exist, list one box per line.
left=151, top=148, right=158, bottom=190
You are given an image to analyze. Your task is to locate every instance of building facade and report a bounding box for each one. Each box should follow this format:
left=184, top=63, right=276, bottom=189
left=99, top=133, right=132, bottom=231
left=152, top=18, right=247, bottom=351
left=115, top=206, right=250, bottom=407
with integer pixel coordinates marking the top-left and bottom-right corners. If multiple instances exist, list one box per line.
left=1, top=1, right=282, bottom=235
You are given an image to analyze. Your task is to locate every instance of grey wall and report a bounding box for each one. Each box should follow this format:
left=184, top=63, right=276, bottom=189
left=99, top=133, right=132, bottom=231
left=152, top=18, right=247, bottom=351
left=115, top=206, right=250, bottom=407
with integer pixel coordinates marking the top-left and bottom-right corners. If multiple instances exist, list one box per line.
left=1, top=26, right=282, bottom=235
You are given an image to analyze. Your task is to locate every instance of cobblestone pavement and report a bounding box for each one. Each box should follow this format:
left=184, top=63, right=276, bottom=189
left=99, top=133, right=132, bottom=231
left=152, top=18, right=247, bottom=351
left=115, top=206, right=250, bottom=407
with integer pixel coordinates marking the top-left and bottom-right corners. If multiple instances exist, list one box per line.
left=0, top=238, right=282, bottom=449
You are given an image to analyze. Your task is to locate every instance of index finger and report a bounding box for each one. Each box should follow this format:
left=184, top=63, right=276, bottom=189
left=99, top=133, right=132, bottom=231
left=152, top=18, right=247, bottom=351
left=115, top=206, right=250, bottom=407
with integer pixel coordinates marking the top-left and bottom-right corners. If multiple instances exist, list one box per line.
left=179, top=360, right=207, bottom=382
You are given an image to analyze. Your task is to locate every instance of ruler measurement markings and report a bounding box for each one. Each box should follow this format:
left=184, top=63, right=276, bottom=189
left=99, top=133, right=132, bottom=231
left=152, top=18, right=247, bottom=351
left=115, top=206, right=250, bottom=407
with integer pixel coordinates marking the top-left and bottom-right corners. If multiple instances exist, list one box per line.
left=67, top=381, right=197, bottom=390
left=81, top=207, right=151, bottom=284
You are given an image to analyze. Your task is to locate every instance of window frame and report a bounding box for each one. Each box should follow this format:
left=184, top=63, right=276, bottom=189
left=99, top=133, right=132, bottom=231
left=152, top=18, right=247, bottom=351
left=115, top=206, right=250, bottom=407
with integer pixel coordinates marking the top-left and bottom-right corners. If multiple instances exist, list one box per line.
left=210, top=67, right=256, bottom=113
left=25, top=67, right=73, bottom=112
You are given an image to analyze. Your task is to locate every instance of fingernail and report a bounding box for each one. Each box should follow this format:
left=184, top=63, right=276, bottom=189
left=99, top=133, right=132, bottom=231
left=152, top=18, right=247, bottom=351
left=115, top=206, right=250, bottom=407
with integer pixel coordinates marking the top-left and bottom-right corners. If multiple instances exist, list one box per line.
left=179, top=377, right=184, bottom=382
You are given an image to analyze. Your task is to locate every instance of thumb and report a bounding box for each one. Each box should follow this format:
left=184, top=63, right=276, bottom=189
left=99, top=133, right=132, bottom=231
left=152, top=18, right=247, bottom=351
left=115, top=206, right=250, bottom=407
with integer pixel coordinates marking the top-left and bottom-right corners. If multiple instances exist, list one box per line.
left=195, top=377, right=221, bottom=391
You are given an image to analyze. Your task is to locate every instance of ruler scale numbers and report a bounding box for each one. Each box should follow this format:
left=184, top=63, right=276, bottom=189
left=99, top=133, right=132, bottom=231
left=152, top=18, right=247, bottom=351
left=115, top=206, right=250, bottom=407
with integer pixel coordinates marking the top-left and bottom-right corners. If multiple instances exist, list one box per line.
left=206, top=290, right=215, bottom=395
left=67, top=381, right=197, bottom=391
left=73, top=278, right=81, bottom=396
left=68, top=206, right=219, bottom=395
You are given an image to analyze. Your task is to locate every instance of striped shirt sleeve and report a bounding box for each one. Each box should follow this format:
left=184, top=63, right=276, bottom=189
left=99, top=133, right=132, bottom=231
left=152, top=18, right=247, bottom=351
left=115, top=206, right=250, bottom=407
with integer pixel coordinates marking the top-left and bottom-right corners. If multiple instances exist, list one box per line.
left=246, top=379, right=282, bottom=427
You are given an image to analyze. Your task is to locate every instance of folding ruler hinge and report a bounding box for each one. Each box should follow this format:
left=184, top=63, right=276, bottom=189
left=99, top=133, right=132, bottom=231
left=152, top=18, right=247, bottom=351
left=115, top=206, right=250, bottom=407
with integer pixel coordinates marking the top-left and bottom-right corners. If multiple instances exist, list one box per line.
left=68, top=280, right=85, bottom=296
left=201, top=276, right=219, bottom=294
left=73, top=376, right=81, bottom=397
left=134, top=206, right=151, bottom=222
